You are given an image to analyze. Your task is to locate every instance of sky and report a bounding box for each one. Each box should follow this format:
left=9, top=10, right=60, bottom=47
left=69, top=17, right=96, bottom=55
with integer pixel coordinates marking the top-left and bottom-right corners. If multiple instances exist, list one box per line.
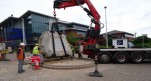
left=0, top=0, right=151, bottom=37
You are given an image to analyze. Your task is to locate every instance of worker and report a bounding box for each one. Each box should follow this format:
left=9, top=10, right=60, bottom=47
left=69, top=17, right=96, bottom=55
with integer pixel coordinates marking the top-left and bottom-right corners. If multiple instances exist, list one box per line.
left=70, top=45, right=75, bottom=57
left=17, top=43, right=25, bottom=73
left=0, top=50, right=5, bottom=60
left=32, top=43, right=44, bottom=65
left=77, top=43, right=82, bottom=58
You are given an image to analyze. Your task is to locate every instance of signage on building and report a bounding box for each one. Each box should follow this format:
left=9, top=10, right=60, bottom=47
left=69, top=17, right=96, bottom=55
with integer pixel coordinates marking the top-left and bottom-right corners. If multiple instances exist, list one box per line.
left=112, top=38, right=128, bottom=48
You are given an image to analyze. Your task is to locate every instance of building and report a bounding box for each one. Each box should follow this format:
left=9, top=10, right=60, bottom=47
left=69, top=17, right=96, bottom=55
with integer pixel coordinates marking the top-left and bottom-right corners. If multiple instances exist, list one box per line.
left=98, top=30, right=134, bottom=45
left=54, top=21, right=89, bottom=44
left=52, top=21, right=88, bottom=36
left=0, top=10, right=89, bottom=51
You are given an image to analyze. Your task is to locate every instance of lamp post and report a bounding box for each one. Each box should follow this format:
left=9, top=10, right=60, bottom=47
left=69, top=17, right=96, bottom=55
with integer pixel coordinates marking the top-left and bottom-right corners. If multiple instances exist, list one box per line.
left=134, top=32, right=137, bottom=39
left=104, top=6, right=108, bottom=48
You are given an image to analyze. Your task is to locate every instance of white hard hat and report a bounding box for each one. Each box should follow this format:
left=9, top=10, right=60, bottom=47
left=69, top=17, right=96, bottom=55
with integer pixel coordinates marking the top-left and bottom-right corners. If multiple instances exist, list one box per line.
left=20, top=43, right=25, bottom=46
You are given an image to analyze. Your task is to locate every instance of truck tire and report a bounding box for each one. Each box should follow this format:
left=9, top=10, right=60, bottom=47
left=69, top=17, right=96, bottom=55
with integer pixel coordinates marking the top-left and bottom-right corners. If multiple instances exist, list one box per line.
left=98, top=52, right=112, bottom=63
left=114, top=52, right=128, bottom=64
left=131, top=52, right=144, bottom=63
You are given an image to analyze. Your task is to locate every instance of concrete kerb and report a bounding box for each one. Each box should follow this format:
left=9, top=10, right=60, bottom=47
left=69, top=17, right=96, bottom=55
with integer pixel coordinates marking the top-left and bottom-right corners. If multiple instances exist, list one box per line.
left=42, top=58, right=95, bottom=70
left=23, top=53, right=95, bottom=70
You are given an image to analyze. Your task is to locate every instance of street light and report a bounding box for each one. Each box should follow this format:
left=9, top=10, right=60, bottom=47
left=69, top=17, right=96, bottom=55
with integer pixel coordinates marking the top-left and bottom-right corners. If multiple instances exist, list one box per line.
left=104, top=6, right=108, bottom=48
left=134, top=32, right=137, bottom=39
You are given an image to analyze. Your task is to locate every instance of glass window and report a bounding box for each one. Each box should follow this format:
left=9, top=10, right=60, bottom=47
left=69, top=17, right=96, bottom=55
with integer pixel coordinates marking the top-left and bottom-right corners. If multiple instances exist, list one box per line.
left=77, top=32, right=85, bottom=36
left=31, top=14, right=51, bottom=33
left=73, top=25, right=88, bottom=31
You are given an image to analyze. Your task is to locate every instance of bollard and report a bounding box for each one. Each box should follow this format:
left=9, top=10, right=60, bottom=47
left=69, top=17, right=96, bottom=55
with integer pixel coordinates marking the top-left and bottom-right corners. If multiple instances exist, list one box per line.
left=31, top=56, right=41, bottom=70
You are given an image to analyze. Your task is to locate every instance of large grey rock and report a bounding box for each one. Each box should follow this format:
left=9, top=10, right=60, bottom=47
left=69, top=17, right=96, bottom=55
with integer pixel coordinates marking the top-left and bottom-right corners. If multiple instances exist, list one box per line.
left=39, top=31, right=72, bottom=57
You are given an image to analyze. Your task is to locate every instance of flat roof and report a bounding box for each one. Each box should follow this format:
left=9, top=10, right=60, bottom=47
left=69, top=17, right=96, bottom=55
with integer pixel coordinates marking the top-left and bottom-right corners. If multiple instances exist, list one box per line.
left=20, top=10, right=54, bottom=19
left=100, top=30, right=134, bottom=36
left=53, top=21, right=89, bottom=28
left=0, top=10, right=55, bottom=27
left=70, top=22, right=89, bottom=28
left=0, top=17, right=18, bottom=27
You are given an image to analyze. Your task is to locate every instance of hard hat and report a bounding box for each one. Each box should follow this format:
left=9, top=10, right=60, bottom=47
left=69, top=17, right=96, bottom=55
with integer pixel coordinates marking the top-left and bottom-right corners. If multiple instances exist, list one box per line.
left=35, top=43, right=39, bottom=46
left=20, top=43, right=25, bottom=46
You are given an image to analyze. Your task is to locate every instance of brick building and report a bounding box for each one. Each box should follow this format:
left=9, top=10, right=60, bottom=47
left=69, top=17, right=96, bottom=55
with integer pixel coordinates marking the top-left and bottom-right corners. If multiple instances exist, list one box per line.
left=98, top=30, right=134, bottom=45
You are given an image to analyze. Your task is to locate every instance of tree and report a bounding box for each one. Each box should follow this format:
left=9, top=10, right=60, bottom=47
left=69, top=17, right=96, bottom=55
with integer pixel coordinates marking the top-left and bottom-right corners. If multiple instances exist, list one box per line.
left=108, top=37, right=112, bottom=46
left=132, top=36, right=151, bottom=48
left=66, top=33, right=79, bottom=44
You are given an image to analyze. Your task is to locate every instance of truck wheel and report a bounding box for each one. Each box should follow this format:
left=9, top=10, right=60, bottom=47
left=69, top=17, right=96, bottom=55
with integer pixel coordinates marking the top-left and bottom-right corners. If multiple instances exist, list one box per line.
left=114, top=52, right=128, bottom=64
left=98, top=52, right=112, bottom=63
left=131, top=52, right=144, bottom=63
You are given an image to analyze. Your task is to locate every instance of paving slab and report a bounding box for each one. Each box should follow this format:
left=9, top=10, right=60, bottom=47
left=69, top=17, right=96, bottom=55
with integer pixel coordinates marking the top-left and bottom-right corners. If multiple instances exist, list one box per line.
left=0, top=53, right=151, bottom=81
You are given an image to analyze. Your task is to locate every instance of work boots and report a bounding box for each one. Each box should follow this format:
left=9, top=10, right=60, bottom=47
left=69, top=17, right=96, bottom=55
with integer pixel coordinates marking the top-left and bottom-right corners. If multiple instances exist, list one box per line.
left=18, top=70, right=25, bottom=73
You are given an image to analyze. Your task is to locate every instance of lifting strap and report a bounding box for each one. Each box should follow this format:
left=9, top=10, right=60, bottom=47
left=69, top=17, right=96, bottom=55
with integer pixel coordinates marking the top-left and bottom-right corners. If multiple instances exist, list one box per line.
left=51, top=9, right=68, bottom=57
left=50, top=9, right=57, bottom=57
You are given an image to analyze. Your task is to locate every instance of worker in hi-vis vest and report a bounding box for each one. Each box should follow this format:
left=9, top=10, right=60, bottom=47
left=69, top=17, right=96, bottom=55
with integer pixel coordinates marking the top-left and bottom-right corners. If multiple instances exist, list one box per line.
left=32, top=43, right=44, bottom=64
left=17, top=43, right=25, bottom=73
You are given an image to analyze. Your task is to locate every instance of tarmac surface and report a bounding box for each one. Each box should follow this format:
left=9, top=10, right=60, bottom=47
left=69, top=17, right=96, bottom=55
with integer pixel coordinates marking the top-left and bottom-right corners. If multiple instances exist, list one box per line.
left=0, top=53, right=151, bottom=81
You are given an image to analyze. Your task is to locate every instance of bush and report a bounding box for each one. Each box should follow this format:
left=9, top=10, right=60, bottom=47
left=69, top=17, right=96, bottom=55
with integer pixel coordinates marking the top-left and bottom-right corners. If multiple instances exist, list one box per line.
left=99, top=46, right=112, bottom=49
left=132, top=36, right=151, bottom=48
left=133, top=42, right=151, bottom=48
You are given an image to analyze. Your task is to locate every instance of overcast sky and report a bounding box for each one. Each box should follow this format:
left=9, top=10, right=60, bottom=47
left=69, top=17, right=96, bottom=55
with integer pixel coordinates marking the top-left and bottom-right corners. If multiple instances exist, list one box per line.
left=0, top=0, right=151, bottom=37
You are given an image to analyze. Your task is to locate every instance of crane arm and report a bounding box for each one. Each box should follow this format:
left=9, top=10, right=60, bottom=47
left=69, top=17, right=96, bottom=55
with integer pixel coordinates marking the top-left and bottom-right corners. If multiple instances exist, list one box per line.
left=53, top=0, right=102, bottom=57
left=54, top=0, right=101, bottom=30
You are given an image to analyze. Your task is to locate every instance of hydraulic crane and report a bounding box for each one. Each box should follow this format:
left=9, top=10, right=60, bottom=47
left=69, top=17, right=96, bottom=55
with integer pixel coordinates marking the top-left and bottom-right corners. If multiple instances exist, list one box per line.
left=53, top=0, right=103, bottom=58
left=47, top=0, right=103, bottom=77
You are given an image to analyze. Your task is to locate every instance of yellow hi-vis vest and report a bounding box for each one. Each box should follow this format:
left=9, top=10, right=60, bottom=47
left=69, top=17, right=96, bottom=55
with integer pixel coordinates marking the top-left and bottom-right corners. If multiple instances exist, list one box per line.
left=32, top=46, right=39, bottom=54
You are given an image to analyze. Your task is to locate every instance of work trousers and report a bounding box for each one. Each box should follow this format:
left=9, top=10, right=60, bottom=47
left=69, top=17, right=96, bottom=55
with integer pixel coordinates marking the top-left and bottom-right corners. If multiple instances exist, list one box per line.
left=33, top=54, right=44, bottom=63
left=18, top=60, right=24, bottom=72
left=72, top=50, right=75, bottom=57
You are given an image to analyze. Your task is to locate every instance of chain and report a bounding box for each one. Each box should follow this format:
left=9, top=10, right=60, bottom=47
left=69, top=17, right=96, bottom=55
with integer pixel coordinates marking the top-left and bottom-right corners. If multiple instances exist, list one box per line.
left=53, top=9, right=57, bottom=22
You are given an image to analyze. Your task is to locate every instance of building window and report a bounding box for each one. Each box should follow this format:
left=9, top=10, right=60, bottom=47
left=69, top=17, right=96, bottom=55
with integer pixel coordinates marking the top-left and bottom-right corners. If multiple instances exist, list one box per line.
left=31, top=14, right=50, bottom=33
left=73, top=25, right=87, bottom=31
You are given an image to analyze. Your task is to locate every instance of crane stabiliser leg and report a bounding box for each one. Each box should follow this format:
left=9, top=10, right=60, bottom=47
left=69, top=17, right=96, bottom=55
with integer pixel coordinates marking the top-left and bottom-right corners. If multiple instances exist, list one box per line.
left=89, top=49, right=103, bottom=77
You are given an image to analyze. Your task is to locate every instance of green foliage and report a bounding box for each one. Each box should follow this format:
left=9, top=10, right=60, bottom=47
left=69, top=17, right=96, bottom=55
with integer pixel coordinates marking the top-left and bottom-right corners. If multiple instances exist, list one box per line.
left=134, top=43, right=151, bottom=48
left=99, top=46, right=112, bottom=49
left=132, top=36, right=151, bottom=48
left=66, top=33, right=79, bottom=44
left=99, top=46, right=107, bottom=49
left=133, top=36, right=151, bottom=44
left=108, top=37, right=113, bottom=46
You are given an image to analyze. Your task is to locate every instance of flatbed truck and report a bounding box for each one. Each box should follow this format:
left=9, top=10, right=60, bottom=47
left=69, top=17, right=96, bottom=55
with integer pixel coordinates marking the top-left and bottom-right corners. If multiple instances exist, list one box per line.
left=97, top=38, right=151, bottom=63
left=98, top=48, right=151, bottom=63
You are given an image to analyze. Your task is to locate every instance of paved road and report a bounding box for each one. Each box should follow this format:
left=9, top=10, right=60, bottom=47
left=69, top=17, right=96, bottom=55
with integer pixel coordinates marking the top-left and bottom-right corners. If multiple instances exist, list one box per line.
left=0, top=53, right=151, bottom=81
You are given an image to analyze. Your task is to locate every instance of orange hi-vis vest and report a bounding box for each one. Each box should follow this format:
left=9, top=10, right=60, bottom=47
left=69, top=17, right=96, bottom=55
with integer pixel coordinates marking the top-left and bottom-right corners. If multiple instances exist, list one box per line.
left=17, top=47, right=24, bottom=60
